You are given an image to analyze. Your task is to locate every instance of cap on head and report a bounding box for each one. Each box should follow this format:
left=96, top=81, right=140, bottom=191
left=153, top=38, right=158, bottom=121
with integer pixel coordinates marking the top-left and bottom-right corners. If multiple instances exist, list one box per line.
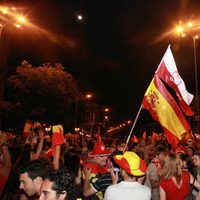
left=88, top=141, right=110, bottom=157
left=113, top=151, right=146, bottom=176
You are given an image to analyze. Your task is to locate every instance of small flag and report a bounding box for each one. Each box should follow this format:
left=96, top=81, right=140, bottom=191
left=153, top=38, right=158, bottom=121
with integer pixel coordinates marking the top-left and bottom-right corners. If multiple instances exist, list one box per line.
left=52, top=125, right=65, bottom=156
left=23, top=120, right=32, bottom=138
left=131, top=135, right=139, bottom=143
left=152, top=132, right=158, bottom=141
left=142, top=131, right=147, bottom=140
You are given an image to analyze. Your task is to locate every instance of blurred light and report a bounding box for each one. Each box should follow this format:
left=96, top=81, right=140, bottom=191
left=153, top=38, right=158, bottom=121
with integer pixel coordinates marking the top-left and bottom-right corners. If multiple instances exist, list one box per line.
left=127, top=120, right=131, bottom=124
left=194, top=35, right=199, bottom=39
left=0, top=7, right=9, bottom=14
left=15, top=24, right=21, bottom=28
left=77, top=15, right=83, bottom=20
left=85, top=93, right=92, bottom=99
left=187, top=21, right=193, bottom=27
left=16, top=16, right=27, bottom=24
left=10, top=7, right=16, bottom=11
left=45, top=127, right=51, bottom=132
left=175, top=26, right=184, bottom=35
left=104, top=108, right=109, bottom=112
left=181, top=33, right=186, bottom=37
left=104, top=116, right=108, bottom=120
left=75, top=127, right=80, bottom=132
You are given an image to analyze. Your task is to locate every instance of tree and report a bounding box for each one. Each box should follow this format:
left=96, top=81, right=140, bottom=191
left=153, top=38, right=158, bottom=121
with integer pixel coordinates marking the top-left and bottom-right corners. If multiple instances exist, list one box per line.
left=7, top=60, right=79, bottom=128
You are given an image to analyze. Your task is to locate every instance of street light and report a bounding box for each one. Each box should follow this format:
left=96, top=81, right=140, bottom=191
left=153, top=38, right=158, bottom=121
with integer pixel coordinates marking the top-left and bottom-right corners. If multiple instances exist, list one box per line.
left=175, top=22, right=199, bottom=112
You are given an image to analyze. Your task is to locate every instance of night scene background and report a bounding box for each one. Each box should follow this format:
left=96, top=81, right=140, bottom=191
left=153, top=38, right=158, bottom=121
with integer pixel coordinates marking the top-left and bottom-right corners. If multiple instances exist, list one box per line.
left=0, top=0, right=200, bottom=135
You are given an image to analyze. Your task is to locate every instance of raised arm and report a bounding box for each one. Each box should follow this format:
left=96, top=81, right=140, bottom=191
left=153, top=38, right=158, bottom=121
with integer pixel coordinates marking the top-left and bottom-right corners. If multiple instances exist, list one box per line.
left=34, top=129, right=44, bottom=159
left=0, top=132, right=12, bottom=177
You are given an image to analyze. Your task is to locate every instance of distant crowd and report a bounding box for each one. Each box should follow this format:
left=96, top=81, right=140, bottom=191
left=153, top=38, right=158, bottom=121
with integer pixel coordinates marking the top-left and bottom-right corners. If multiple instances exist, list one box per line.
left=1, top=124, right=200, bottom=200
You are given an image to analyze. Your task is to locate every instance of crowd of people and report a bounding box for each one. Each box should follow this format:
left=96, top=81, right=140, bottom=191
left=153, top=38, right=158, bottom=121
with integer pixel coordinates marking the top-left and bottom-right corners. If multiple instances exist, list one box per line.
left=1, top=124, right=200, bottom=200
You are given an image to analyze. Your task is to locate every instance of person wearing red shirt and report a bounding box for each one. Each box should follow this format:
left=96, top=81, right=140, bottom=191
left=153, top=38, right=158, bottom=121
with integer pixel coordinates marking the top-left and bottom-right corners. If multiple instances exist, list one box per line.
left=159, top=152, right=200, bottom=200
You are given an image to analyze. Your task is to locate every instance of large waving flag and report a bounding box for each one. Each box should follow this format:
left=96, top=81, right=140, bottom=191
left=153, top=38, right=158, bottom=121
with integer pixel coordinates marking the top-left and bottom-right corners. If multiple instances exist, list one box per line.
left=142, top=75, right=191, bottom=147
left=156, top=46, right=194, bottom=116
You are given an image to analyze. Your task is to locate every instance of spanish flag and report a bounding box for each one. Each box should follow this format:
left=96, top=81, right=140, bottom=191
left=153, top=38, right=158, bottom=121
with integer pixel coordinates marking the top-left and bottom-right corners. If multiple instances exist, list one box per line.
left=23, top=120, right=32, bottom=138
left=52, top=125, right=65, bottom=156
left=142, top=75, right=191, bottom=147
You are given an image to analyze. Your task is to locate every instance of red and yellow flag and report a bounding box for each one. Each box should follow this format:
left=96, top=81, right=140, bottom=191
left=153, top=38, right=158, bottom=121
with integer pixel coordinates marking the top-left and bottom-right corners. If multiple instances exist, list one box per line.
left=142, top=75, right=191, bottom=147
left=52, top=125, right=65, bottom=156
left=23, top=120, right=32, bottom=138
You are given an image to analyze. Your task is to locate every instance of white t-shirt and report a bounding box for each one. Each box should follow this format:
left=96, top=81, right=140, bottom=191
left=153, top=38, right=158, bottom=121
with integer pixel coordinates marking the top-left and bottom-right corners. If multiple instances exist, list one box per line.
left=104, top=181, right=151, bottom=200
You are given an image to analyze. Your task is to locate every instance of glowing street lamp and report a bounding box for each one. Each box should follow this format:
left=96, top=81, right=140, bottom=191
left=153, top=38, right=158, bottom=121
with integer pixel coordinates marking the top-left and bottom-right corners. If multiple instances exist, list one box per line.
left=77, top=14, right=83, bottom=21
left=85, top=93, right=93, bottom=99
left=0, top=5, right=28, bottom=129
left=15, top=15, right=27, bottom=28
left=175, top=22, right=199, bottom=112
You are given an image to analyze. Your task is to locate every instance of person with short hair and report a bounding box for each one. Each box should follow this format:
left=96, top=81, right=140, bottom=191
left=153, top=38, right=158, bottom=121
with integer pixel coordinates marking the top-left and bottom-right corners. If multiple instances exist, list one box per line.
left=104, top=151, right=151, bottom=200
left=146, top=145, right=167, bottom=200
left=83, top=151, right=123, bottom=198
left=19, top=158, right=54, bottom=198
left=39, top=168, right=77, bottom=200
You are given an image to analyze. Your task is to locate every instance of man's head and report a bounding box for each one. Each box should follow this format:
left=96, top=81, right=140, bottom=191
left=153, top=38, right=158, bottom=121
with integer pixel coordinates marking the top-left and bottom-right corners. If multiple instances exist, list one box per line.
left=193, top=151, right=200, bottom=167
left=155, top=145, right=167, bottom=163
left=19, top=159, right=53, bottom=196
left=88, top=140, right=110, bottom=166
left=39, top=169, right=76, bottom=200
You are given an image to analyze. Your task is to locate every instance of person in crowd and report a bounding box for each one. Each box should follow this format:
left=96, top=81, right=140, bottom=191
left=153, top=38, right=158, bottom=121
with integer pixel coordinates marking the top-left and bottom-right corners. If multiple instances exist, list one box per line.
left=159, top=152, right=200, bottom=200
left=179, top=153, right=193, bottom=174
left=104, top=151, right=151, bottom=200
left=192, top=151, right=200, bottom=199
left=187, top=145, right=195, bottom=157
left=0, top=132, right=12, bottom=199
left=146, top=145, right=167, bottom=200
left=83, top=136, right=110, bottom=200
left=39, top=168, right=77, bottom=200
left=64, top=152, right=82, bottom=198
left=83, top=151, right=123, bottom=198
left=19, top=158, right=54, bottom=199
left=193, top=151, right=200, bottom=180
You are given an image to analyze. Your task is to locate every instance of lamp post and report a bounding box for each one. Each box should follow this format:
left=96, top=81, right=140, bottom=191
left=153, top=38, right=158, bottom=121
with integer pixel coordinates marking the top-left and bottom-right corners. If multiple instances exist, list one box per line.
left=192, top=34, right=199, bottom=112
left=175, top=23, right=199, bottom=112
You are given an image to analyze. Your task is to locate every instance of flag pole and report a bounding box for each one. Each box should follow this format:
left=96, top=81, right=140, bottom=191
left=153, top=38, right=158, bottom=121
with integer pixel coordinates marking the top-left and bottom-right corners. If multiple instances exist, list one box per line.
left=123, top=104, right=143, bottom=153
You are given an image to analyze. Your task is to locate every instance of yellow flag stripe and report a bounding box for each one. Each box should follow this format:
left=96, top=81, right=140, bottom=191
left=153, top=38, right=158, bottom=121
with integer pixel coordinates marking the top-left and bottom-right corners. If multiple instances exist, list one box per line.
left=145, top=79, right=185, bottom=139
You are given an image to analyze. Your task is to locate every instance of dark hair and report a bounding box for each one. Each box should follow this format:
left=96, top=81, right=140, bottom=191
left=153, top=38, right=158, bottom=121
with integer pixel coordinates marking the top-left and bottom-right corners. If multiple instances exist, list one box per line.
left=193, top=151, right=200, bottom=157
left=110, top=151, right=123, bottom=168
left=19, top=158, right=54, bottom=180
left=64, top=153, right=80, bottom=178
left=156, top=145, right=167, bottom=155
left=49, top=169, right=77, bottom=200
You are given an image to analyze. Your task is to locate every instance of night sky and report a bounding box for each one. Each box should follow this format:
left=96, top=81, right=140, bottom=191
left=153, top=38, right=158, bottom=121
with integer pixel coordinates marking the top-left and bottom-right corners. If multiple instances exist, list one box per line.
left=3, top=0, right=200, bottom=124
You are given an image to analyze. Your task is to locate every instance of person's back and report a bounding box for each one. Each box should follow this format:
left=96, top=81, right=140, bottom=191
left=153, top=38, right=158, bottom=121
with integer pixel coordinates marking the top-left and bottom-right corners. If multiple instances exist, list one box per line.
left=104, top=181, right=150, bottom=200
left=146, top=145, right=167, bottom=200
left=104, top=151, right=151, bottom=200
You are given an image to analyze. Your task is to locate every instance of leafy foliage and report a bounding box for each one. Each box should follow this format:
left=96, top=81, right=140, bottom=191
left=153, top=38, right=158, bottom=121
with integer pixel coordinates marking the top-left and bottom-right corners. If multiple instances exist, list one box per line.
left=7, top=60, right=79, bottom=126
